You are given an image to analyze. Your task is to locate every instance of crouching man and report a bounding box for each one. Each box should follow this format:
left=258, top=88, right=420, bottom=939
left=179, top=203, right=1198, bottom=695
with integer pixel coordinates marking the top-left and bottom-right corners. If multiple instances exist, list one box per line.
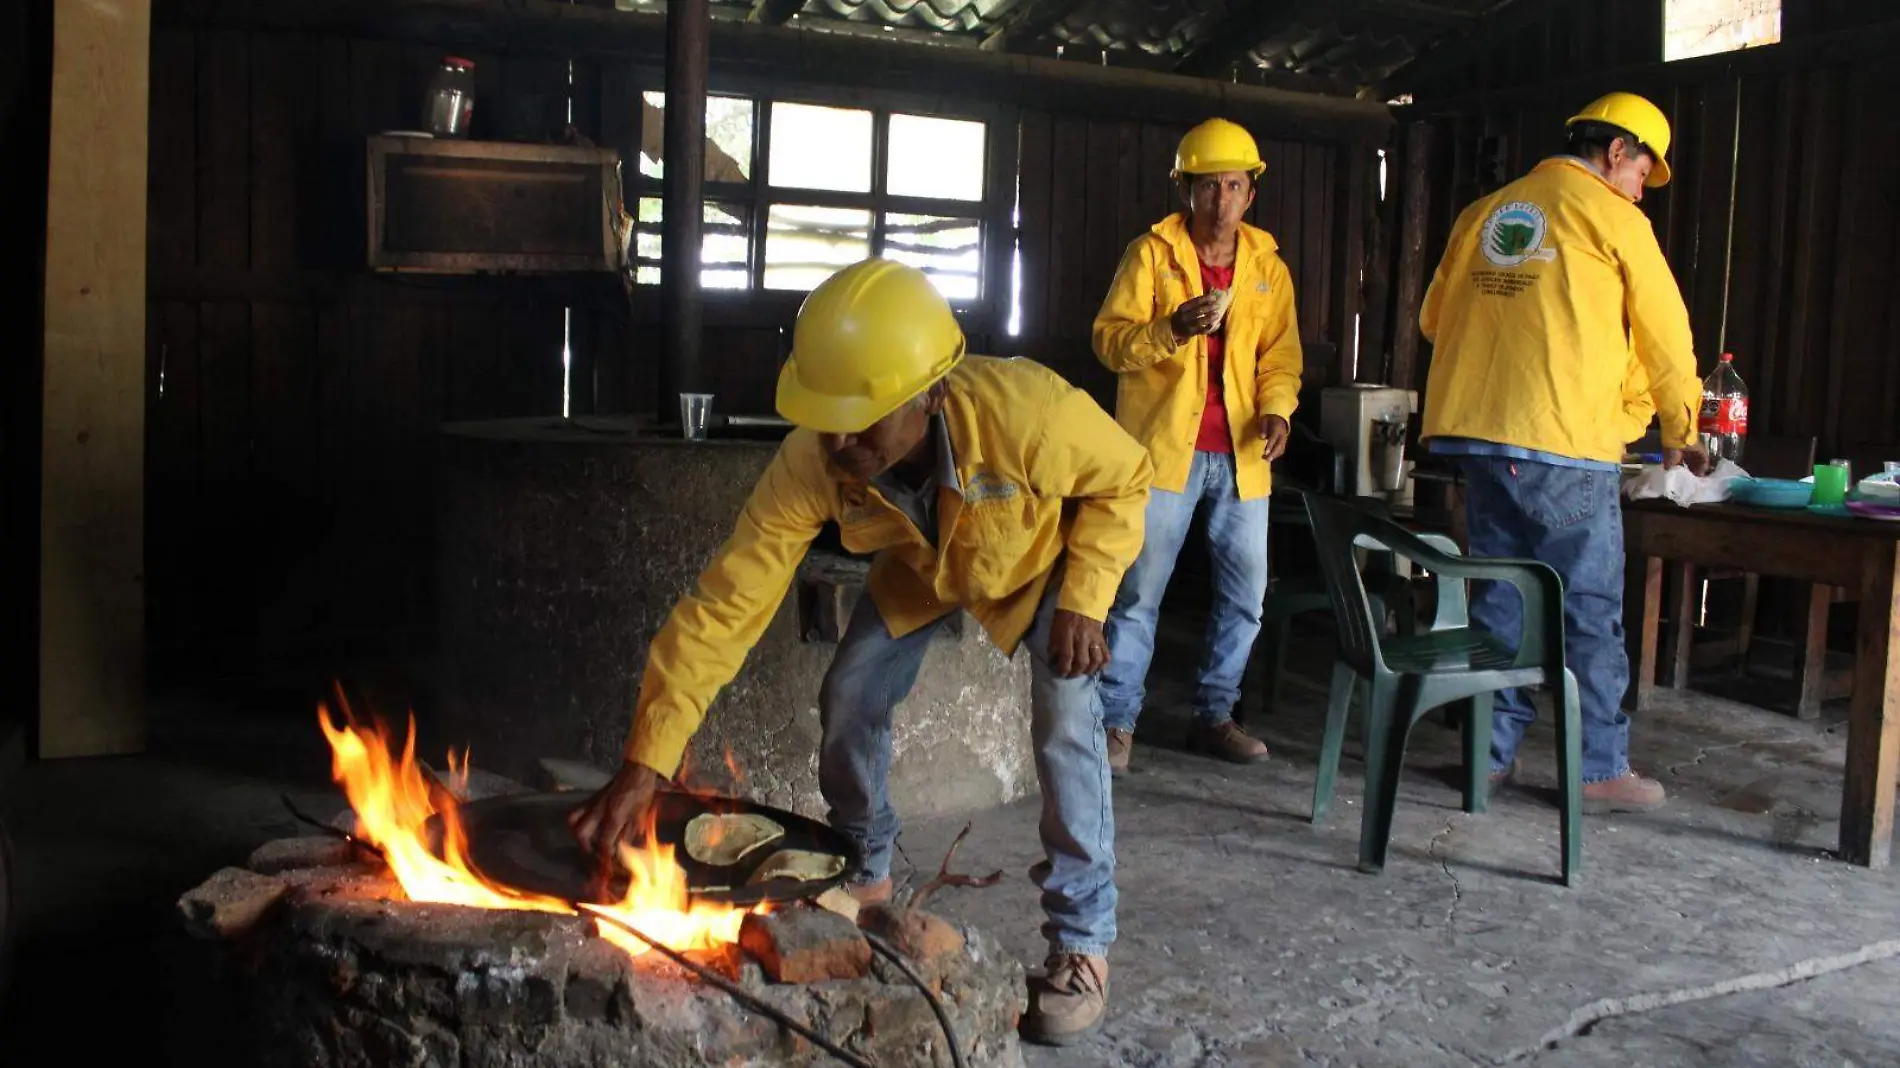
left=571, top=259, right=1154, bottom=1045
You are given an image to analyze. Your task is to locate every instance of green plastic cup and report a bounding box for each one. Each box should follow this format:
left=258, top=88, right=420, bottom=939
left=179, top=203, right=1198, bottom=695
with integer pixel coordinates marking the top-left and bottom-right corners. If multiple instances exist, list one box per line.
left=1812, top=463, right=1849, bottom=506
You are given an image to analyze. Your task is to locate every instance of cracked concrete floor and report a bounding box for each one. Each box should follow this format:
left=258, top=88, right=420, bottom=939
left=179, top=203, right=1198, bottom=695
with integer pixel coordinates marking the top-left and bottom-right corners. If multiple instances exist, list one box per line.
left=884, top=632, right=1900, bottom=1068
left=3, top=622, right=1898, bottom=1067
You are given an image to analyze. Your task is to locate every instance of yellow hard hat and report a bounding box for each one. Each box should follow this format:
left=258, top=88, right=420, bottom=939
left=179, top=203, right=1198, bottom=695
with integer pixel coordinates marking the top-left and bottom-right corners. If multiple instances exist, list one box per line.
left=1173, top=118, right=1266, bottom=178
left=776, top=259, right=966, bottom=434
left=1566, top=91, right=1673, bottom=188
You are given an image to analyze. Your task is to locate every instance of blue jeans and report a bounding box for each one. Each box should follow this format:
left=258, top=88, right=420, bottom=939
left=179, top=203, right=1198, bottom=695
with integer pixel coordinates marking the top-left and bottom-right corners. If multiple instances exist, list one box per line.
left=1462, top=456, right=1631, bottom=783
left=817, top=577, right=1117, bottom=958
left=1100, top=451, right=1270, bottom=731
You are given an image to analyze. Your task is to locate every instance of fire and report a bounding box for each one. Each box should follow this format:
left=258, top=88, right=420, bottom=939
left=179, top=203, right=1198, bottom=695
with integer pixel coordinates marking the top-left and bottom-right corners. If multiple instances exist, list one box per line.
left=318, top=695, right=751, bottom=958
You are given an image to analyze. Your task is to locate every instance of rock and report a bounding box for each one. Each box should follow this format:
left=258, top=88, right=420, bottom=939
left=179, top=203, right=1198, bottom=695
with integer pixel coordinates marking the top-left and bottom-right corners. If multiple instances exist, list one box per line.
left=421, top=760, right=531, bottom=802
left=178, top=866, right=290, bottom=940
left=859, top=904, right=966, bottom=964
left=536, top=757, right=613, bottom=793
left=247, top=836, right=359, bottom=875
left=739, top=908, right=872, bottom=984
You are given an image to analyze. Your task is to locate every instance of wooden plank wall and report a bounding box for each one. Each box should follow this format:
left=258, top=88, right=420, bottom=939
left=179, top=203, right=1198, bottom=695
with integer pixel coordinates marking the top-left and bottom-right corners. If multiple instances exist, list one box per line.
left=1008, top=112, right=1370, bottom=410
left=1, top=0, right=53, bottom=744
left=146, top=27, right=623, bottom=691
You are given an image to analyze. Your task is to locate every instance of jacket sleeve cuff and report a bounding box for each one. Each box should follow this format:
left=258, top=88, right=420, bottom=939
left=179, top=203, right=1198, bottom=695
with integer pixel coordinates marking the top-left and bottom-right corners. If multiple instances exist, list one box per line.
left=1149, top=317, right=1183, bottom=355
left=1056, top=570, right=1116, bottom=622
left=625, top=718, right=689, bottom=780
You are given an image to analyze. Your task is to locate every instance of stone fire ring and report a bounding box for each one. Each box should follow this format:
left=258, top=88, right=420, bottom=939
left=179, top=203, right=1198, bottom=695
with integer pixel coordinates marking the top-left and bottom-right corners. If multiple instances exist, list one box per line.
left=178, top=837, right=1028, bottom=1068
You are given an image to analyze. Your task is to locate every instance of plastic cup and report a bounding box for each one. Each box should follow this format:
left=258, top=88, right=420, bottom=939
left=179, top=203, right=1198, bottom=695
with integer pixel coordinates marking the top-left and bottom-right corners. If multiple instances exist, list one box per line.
left=679, top=393, right=714, bottom=441
left=1812, top=463, right=1849, bottom=506
left=1885, top=461, right=1900, bottom=477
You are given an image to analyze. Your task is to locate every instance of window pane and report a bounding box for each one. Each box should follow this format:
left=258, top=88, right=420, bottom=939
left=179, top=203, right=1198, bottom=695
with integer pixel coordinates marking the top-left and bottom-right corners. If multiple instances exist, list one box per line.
left=887, top=115, right=986, bottom=201
left=764, top=204, right=872, bottom=291
left=768, top=103, right=873, bottom=193
left=633, top=197, right=751, bottom=289
left=882, top=214, right=981, bottom=301
left=1664, top=0, right=1779, bottom=61
left=639, top=92, right=754, bottom=183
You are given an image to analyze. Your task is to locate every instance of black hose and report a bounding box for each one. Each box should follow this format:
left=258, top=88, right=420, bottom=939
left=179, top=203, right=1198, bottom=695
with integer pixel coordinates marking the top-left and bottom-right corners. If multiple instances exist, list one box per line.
left=576, top=903, right=878, bottom=1068
left=864, top=929, right=968, bottom=1068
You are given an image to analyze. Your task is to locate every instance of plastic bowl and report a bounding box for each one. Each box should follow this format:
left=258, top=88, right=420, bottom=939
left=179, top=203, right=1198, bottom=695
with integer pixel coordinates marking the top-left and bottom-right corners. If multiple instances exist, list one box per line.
left=1857, top=473, right=1900, bottom=502
left=1728, top=477, right=1813, bottom=509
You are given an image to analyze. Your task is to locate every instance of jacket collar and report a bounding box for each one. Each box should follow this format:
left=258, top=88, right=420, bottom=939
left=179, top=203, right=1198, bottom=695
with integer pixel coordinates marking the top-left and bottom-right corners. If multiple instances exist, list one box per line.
left=1151, top=212, right=1279, bottom=294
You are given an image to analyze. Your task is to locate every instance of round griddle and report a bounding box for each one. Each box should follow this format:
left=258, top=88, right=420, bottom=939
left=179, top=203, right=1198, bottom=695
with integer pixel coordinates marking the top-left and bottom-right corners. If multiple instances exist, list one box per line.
left=433, top=791, right=861, bottom=907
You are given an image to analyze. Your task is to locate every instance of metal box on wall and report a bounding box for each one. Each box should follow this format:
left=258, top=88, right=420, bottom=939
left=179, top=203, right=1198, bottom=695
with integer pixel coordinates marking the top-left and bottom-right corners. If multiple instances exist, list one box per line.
left=366, top=136, right=623, bottom=273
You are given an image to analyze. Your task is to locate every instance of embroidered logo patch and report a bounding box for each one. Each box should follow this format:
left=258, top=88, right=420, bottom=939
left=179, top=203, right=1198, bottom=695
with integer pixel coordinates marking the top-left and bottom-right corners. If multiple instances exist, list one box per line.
left=1480, top=201, right=1556, bottom=267
left=964, top=471, right=1020, bottom=504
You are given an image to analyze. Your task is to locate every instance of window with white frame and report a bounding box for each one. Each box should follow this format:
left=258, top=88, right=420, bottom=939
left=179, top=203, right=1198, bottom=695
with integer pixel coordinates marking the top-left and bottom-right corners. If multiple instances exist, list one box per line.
left=1664, top=0, right=1781, bottom=62
left=632, top=94, right=990, bottom=301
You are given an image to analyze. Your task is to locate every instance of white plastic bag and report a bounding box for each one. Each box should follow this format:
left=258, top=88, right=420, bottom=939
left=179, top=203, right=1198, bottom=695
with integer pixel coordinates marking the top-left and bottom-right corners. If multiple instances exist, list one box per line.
left=1620, top=459, right=1749, bottom=507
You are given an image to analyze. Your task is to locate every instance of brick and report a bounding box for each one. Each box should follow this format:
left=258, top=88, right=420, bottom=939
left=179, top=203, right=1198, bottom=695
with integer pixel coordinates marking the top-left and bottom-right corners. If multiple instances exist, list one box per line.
left=858, top=904, right=965, bottom=964
left=738, top=908, right=872, bottom=984
left=247, top=835, right=358, bottom=875
left=178, top=866, right=290, bottom=940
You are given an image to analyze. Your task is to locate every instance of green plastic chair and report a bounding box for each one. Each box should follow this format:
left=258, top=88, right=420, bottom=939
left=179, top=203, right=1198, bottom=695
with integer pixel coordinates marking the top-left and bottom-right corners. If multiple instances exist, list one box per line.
left=1303, top=494, right=1582, bottom=887
left=1248, top=499, right=1417, bottom=721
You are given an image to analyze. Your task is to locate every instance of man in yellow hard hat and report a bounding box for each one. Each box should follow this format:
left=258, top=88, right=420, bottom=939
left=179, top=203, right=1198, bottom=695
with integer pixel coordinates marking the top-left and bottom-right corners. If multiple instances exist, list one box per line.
left=570, top=259, right=1152, bottom=1045
left=1420, top=91, right=1709, bottom=813
left=1091, top=117, right=1303, bottom=773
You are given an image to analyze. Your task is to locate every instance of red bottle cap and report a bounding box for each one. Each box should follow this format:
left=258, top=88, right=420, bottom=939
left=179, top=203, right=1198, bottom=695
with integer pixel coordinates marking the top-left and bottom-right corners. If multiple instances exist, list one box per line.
left=444, top=56, right=475, bottom=69
left=1719, top=352, right=1734, bottom=362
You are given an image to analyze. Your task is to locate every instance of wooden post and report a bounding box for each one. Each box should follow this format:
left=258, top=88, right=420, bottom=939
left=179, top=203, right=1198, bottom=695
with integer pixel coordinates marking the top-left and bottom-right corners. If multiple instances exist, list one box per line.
left=1838, top=542, right=1899, bottom=868
left=660, top=0, right=709, bottom=408
left=1389, top=121, right=1432, bottom=394
left=39, top=0, right=150, bottom=757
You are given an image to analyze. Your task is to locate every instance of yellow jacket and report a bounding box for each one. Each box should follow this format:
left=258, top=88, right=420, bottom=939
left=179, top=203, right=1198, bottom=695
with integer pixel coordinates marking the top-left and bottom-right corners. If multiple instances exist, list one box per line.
left=1092, top=213, right=1303, bottom=500
left=1619, top=350, right=1657, bottom=445
left=625, top=356, right=1154, bottom=776
left=1419, top=158, right=1701, bottom=461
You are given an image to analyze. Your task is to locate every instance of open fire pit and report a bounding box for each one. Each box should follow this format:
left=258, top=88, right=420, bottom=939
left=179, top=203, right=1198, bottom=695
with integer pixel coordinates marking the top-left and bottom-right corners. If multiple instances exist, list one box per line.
left=176, top=703, right=1027, bottom=1068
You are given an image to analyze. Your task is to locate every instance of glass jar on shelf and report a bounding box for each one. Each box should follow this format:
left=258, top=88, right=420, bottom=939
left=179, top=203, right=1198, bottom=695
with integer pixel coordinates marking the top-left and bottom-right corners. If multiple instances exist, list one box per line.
left=424, top=56, right=476, bottom=139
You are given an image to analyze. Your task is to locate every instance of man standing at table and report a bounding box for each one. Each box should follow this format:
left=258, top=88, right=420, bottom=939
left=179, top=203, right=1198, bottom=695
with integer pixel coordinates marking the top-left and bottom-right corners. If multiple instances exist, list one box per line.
left=1420, top=92, right=1709, bottom=812
left=1091, top=118, right=1304, bottom=774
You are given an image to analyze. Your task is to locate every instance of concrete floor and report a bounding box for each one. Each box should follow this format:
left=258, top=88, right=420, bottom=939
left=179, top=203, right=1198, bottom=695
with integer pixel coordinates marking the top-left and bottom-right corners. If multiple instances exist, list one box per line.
left=3, top=621, right=1898, bottom=1067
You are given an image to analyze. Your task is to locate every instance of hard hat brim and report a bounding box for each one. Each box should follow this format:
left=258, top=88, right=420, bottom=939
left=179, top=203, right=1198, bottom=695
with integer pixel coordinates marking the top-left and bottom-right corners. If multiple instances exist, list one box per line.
left=774, top=350, right=964, bottom=435
left=1645, top=156, right=1671, bottom=188
left=1172, top=159, right=1267, bottom=179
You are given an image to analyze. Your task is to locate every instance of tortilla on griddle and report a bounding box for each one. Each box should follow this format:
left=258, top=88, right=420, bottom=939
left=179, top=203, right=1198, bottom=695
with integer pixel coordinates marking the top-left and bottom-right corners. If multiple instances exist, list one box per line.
left=683, top=812, right=785, bottom=867
left=746, top=848, right=847, bottom=885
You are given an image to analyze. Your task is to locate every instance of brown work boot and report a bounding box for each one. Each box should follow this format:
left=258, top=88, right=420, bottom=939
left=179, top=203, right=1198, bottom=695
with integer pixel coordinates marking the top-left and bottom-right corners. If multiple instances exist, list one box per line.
left=1582, top=770, right=1667, bottom=814
left=1186, top=719, right=1270, bottom=764
left=1021, top=952, right=1108, bottom=1046
left=844, top=877, right=892, bottom=905
left=1105, top=729, right=1133, bottom=777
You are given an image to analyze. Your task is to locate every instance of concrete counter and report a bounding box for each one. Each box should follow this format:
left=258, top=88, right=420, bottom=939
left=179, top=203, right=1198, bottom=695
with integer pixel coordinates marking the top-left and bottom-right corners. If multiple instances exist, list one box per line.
left=434, top=417, right=1034, bottom=821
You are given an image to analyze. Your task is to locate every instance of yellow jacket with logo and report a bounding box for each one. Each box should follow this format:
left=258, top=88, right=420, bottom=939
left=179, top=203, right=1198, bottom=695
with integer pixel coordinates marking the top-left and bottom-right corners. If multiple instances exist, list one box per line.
left=1091, top=213, right=1303, bottom=500
left=624, top=356, right=1154, bottom=776
left=1419, top=158, right=1702, bottom=461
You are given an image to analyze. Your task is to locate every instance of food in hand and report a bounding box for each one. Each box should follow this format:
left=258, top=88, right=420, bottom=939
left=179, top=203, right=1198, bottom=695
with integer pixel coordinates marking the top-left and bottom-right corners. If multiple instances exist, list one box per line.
left=1208, top=287, right=1234, bottom=328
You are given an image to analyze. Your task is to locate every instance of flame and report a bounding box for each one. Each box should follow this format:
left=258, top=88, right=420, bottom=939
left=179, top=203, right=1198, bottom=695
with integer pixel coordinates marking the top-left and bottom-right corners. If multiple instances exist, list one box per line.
left=318, top=693, right=752, bottom=959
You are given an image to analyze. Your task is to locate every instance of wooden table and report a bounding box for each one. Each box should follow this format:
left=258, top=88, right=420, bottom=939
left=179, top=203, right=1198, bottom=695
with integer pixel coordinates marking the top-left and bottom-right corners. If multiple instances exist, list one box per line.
left=1623, top=499, right=1900, bottom=868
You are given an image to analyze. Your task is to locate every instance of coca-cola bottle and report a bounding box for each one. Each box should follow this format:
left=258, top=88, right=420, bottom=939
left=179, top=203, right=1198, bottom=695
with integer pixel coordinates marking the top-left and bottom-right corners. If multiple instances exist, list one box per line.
left=1698, top=352, right=1749, bottom=466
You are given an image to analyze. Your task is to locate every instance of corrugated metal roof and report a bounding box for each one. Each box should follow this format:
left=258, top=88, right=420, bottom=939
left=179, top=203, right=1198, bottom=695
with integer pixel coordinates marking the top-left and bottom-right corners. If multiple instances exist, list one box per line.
left=690, top=0, right=1501, bottom=89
